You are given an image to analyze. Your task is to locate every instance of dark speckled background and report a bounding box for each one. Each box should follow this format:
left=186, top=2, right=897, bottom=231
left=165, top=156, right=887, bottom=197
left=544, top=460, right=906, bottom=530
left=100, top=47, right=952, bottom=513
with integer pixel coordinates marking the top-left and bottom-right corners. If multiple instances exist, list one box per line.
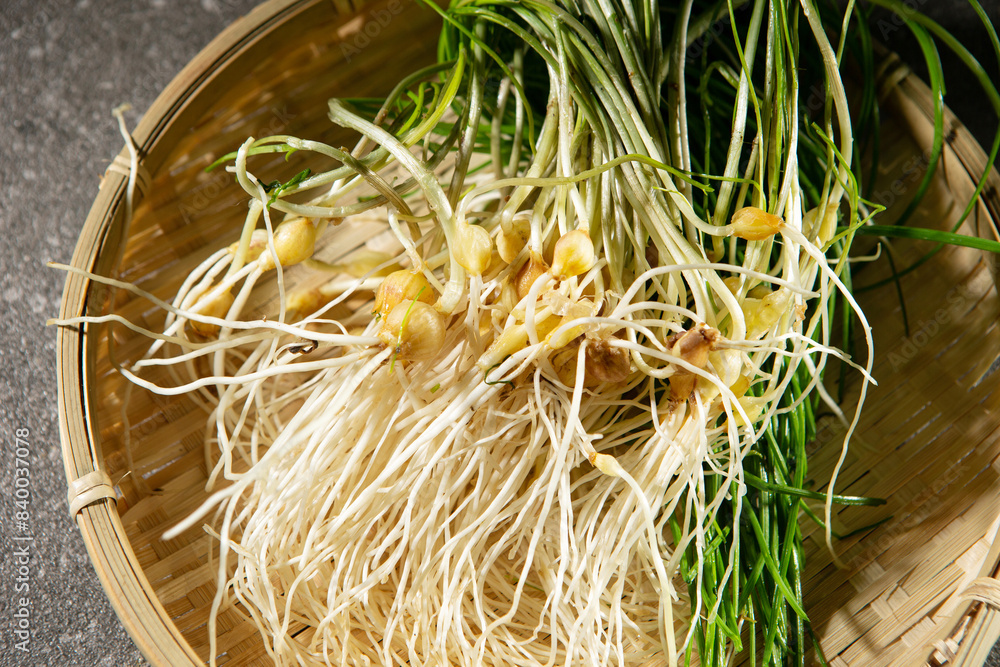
left=0, top=1, right=997, bottom=665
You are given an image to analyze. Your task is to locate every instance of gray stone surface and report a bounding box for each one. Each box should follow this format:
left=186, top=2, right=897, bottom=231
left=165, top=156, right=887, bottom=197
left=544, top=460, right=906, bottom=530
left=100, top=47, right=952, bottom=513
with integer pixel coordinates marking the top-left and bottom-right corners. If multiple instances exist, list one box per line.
left=0, top=3, right=258, bottom=666
left=0, top=1, right=997, bottom=666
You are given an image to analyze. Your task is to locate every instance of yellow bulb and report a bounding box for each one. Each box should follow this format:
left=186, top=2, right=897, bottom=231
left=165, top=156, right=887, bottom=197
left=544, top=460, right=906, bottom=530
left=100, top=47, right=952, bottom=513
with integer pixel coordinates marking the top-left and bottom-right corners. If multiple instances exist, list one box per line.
left=286, top=287, right=336, bottom=321
left=585, top=339, right=630, bottom=383
left=804, top=202, right=839, bottom=245
left=189, top=288, right=234, bottom=337
left=228, top=229, right=269, bottom=262
left=729, top=207, right=783, bottom=241
left=379, top=300, right=447, bottom=362
left=497, top=217, right=530, bottom=264
left=374, top=270, right=435, bottom=317
left=550, top=229, right=595, bottom=280
left=668, top=325, right=718, bottom=402
left=453, top=222, right=493, bottom=276
left=590, top=452, right=622, bottom=477
left=257, top=218, right=318, bottom=271
left=743, top=288, right=791, bottom=337
left=515, top=252, right=548, bottom=301
left=479, top=322, right=529, bottom=372
left=337, top=249, right=401, bottom=278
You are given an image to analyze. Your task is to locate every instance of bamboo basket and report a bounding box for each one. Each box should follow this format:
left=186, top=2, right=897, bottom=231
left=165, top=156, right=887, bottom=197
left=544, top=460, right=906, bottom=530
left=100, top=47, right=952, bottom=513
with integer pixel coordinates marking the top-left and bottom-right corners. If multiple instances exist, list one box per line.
left=56, top=1, right=1000, bottom=665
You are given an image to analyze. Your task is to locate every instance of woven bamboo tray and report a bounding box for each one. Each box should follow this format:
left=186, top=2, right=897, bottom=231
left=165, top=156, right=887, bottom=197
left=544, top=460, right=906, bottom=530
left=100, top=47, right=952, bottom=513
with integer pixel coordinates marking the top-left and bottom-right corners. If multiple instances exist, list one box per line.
left=56, top=1, right=1000, bottom=665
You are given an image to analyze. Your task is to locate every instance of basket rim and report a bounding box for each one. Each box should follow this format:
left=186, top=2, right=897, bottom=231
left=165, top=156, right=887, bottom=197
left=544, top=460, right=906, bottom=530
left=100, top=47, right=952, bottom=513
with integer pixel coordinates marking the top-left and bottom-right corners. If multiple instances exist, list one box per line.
left=56, top=1, right=336, bottom=664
